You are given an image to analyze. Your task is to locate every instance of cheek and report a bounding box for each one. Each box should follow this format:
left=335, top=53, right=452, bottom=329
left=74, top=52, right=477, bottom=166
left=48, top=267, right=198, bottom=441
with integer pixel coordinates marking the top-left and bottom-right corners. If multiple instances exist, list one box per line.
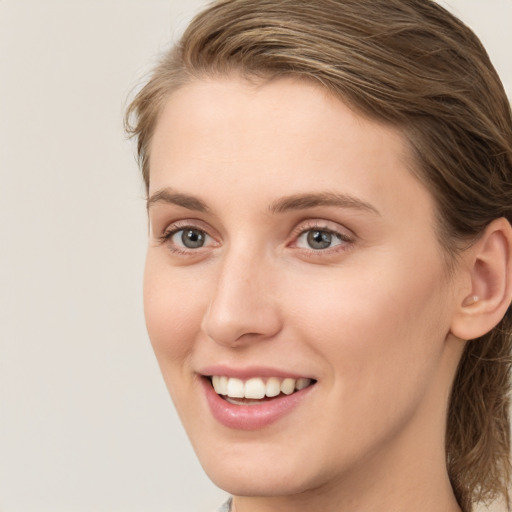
left=282, top=262, right=452, bottom=465
left=287, top=252, right=451, bottom=402
left=143, top=255, right=207, bottom=366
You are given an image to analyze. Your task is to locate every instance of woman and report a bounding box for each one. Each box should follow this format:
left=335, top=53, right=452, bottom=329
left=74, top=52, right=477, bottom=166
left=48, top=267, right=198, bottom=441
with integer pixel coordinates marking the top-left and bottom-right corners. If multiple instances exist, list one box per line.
left=126, top=1, right=512, bottom=510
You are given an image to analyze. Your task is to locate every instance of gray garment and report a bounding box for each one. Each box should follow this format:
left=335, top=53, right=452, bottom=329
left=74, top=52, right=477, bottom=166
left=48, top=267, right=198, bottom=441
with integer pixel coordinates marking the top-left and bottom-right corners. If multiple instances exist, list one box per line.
left=216, top=497, right=232, bottom=512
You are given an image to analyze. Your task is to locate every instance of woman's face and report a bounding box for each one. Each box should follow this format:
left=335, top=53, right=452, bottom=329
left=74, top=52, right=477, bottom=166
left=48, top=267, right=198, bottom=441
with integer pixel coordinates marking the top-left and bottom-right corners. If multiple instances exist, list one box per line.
left=144, top=77, right=464, bottom=499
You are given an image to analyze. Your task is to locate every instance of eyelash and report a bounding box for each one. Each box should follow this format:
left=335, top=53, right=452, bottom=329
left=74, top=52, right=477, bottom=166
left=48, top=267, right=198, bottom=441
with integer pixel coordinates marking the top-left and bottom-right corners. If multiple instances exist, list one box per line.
left=158, top=220, right=354, bottom=256
left=158, top=222, right=215, bottom=255
left=289, top=221, right=354, bottom=255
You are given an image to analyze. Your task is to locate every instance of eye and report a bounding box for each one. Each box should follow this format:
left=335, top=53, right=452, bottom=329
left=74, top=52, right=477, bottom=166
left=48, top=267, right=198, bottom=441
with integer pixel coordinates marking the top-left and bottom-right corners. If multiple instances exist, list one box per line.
left=294, top=226, right=352, bottom=252
left=300, top=230, right=338, bottom=250
left=173, top=228, right=208, bottom=249
left=159, top=225, right=216, bottom=253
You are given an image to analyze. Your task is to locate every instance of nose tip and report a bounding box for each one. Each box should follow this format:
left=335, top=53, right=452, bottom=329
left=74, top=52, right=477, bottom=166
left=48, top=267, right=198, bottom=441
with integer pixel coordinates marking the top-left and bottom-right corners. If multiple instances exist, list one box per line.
left=201, top=264, right=282, bottom=347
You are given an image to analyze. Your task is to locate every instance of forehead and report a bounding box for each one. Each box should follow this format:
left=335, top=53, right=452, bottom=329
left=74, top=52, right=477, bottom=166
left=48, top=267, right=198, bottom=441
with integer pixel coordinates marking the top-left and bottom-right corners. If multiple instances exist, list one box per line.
left=149, top=76, right=434, bottom=223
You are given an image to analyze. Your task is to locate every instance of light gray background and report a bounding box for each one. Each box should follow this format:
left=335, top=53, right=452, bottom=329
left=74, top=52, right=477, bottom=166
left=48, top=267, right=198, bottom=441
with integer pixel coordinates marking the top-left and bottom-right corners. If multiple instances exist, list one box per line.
left=0, top=1, right=510, bottom=511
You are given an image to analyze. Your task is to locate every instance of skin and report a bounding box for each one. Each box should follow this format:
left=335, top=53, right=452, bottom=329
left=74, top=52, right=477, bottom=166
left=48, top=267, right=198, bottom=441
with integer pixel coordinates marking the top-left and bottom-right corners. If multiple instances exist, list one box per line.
left=144, top=76, right=466, bottom=512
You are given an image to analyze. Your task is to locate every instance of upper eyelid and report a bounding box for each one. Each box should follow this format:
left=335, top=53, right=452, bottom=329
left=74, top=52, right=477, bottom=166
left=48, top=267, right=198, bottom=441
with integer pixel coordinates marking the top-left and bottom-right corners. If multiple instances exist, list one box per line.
left=156, top=218, right=216, bottom=237
left=290, top=219, right=355, bottom=238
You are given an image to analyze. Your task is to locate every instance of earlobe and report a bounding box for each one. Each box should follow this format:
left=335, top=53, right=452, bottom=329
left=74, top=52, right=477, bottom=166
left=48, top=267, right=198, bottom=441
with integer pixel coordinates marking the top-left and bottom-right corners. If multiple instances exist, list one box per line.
left=450, top=217, right=512, bottom=341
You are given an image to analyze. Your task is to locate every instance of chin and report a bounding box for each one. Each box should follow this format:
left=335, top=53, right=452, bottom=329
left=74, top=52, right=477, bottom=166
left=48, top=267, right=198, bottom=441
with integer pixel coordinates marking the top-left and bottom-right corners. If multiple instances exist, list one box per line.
left=205, top=463, right=316, bottom=498
left=194, top=438, right=334, bottom=499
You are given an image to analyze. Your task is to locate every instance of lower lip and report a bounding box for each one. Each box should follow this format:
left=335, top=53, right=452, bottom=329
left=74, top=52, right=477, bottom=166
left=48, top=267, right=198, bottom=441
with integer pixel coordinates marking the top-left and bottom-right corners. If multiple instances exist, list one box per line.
left=201, top=378, right=314, bottom=430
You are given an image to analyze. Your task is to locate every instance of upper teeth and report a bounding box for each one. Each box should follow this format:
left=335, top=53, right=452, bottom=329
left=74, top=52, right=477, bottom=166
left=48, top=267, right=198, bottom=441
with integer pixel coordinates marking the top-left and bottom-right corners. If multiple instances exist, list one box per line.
left=211, top=376, right=312, bottom=399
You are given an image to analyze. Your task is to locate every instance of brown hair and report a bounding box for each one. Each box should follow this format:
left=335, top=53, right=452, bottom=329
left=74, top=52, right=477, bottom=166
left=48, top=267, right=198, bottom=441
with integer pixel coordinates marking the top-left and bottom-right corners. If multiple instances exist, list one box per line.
left=126, top=0, right=512, bottom=509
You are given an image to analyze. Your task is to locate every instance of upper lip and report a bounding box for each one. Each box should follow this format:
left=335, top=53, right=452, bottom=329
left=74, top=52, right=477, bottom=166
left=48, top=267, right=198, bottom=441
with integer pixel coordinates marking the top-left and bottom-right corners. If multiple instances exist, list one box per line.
left=198, top=365, right=315, bottom=380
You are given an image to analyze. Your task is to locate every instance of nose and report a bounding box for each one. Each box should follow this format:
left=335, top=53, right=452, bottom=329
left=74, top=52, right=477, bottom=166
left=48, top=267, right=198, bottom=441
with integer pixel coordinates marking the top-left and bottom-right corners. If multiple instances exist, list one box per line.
left=201, top=249, right=282, bottom=347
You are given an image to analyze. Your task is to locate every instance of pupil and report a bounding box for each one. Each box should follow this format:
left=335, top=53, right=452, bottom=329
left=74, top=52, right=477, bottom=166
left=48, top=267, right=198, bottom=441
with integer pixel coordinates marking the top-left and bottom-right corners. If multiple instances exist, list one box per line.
left=182, top=229, right=205, bottom=248
left=307, top=230, right=332, bottom=249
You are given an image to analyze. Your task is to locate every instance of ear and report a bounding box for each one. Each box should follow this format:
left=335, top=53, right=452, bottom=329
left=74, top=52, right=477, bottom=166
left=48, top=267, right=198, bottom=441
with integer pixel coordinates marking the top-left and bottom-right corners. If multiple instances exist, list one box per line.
left=450, top=217, right=512, bottom=341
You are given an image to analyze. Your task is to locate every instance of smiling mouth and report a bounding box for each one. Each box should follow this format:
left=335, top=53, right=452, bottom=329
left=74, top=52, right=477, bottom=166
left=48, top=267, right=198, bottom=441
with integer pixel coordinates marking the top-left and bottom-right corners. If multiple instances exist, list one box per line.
left=208, top=376, right=315, bottom=405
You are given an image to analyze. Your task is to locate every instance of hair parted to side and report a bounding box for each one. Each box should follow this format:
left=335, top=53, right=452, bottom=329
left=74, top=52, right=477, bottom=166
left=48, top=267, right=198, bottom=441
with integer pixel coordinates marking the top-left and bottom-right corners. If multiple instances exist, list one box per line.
left=126, top=0, right=512, bottom=510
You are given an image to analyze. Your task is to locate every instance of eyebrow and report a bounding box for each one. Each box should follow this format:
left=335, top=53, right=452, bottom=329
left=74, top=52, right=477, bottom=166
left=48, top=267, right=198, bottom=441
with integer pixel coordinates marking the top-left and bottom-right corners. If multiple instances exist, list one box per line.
left=147, top=188, right=379, bottom=216
left=147, top=188, right=210, bottom=212
left=269, top=192, right=380, bottom=215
